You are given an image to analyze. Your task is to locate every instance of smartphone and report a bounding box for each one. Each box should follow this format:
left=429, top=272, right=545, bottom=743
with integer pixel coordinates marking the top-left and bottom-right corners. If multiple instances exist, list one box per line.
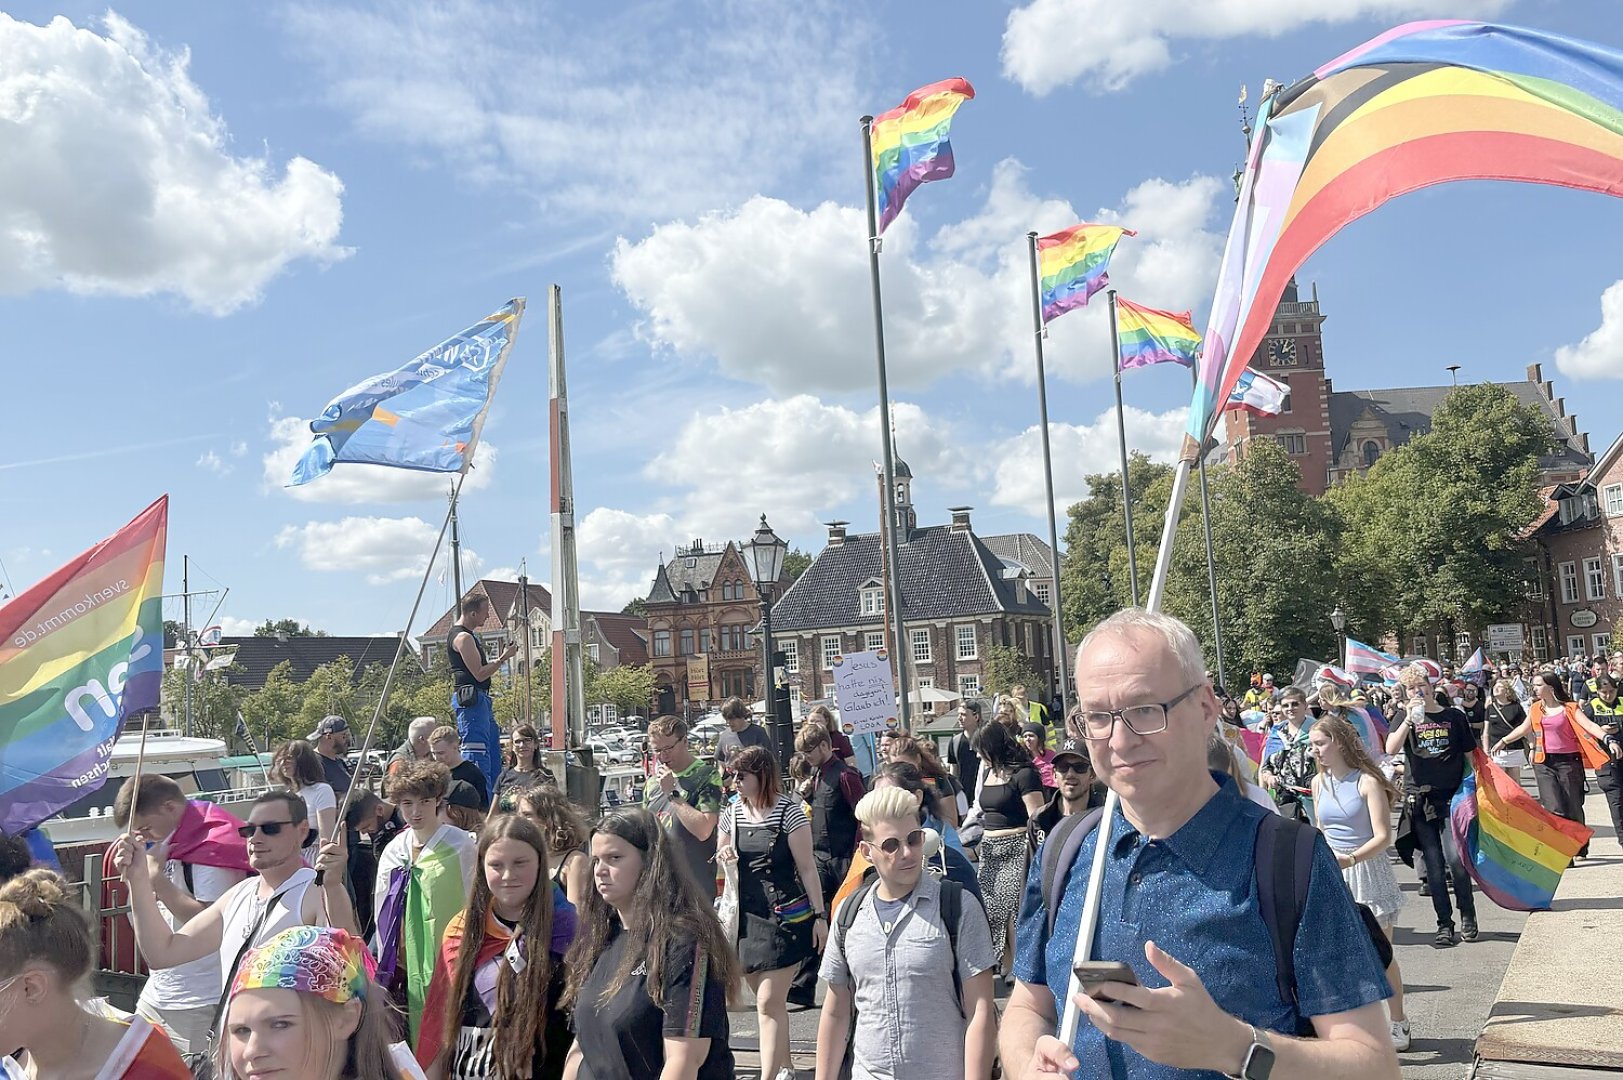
left=1072, top=961, right=1139, bottom=1005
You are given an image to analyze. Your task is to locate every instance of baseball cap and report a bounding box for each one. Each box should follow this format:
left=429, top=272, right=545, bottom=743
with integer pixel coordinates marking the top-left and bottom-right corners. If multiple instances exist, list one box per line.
left=1052, top=737, right=1091, bottom=767
left=307, top=715, right=349, bottom=740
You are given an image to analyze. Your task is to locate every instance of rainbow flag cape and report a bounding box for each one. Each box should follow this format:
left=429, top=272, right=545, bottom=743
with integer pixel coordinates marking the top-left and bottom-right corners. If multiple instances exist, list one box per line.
left=1115, top=297, right=1200, bottom=370
left=0, top=498, right=166, bottom=835
left=1451, top=749, right=1592, bottom=911
left=1037, top=224, right=1135, bottom=322
left=1185, top=21, right=1623, bottom=453
left=870, top=78, right=974, bottom=234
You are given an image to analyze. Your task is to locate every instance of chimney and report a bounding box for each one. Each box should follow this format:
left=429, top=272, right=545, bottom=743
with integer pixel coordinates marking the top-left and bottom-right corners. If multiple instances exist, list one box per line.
left=1554, top=397, right=1566, bottom=418
left=1526, top=362, right=1542, bottom=383
left=1565, top=415, right=1578, bottom=437
left=826, top=520, right=848, bottom=547
left=948, top=506, right=973, bottom=533
left=1580, top=431, right=1591, bottom=455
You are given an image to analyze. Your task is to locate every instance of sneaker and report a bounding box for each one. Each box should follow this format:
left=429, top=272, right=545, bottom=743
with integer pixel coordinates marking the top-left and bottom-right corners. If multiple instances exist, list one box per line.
left=1460, top=918, right=1479, bottom=942
left=1418, top=879, right=1431, bottom=896
left=1390, top=1019, right=1412, bottom=1052
left=1433, top=923, right=1457, bottom=948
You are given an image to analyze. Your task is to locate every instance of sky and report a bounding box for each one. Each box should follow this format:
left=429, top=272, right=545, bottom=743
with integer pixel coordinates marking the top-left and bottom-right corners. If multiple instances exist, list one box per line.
left=3, top=0, right=1623, bottom=637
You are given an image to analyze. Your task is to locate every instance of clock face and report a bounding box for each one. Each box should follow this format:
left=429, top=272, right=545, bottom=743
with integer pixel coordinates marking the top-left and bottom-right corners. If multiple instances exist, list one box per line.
left=1266, top=337, right=1298, bottom=367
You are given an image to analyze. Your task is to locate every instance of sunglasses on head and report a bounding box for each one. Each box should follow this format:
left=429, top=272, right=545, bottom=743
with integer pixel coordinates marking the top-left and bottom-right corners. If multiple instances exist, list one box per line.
left=236, top=821, right=298, bottom=838
left=871, top=829, right=925, bottom=855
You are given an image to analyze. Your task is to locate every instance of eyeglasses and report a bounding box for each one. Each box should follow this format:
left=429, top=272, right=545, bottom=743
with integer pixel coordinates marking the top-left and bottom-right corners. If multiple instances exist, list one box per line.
left=1052, top=759, right=1091, bottom=776
left=650, top=739, right=682, bottom=754
left=237, top=821, right=298, bottom=838
left=872, top=829, right=925, bottom=855
left=1078, top=684, right=1203, bottom=742
left=513, top=738, right=535, bottom=746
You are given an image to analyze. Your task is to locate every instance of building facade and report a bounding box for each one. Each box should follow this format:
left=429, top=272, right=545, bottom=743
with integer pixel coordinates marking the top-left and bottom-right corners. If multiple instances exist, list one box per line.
left=420, top=579, right=650, bottom=679
left=1521, top=431, right=1623, bottom=663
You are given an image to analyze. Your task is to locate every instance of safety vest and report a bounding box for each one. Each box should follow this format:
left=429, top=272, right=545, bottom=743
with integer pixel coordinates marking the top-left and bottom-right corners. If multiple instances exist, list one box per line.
left=1588, top=695, right=1623, bottom=735
left=1528, top=701, right=1611, bottom=769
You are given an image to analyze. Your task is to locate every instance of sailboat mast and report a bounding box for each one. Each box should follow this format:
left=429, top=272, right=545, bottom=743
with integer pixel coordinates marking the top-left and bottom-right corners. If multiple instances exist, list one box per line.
left=549, top=285, right=587, bottom=749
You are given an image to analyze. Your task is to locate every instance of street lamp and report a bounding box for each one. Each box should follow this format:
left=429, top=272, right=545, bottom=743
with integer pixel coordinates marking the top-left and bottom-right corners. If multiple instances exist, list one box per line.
left=1330, top=606, right=1347, bottom=669
left=743, top=515, right=791, bottom=766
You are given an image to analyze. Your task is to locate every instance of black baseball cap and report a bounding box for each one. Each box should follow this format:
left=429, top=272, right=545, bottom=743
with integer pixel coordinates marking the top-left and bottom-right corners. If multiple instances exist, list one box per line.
left=1052, top=737, right=1091, bottom=767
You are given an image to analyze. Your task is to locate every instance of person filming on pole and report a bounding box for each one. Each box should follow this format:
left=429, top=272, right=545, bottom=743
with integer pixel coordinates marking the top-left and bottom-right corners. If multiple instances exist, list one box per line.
left=449, top=593, right=520, bottom=790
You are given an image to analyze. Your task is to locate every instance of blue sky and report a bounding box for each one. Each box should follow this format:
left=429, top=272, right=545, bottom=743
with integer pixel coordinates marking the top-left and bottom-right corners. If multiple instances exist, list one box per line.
left=3, top=0, right=1622, bottom=636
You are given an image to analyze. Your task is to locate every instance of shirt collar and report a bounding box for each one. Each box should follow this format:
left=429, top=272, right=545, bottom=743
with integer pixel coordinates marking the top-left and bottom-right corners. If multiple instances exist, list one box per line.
left=1110, top=771, right=1242, bottom=876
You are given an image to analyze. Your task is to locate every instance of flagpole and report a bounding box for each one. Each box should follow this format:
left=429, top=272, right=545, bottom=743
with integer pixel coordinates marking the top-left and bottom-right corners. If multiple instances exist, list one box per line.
left=1107, top=290, right=1140, bottom=606
left=860, top=114, right=912, bottom=729
left=1026, top=233, right=1072, bottom=715
left=1191, top=366, right=1227, bottom=689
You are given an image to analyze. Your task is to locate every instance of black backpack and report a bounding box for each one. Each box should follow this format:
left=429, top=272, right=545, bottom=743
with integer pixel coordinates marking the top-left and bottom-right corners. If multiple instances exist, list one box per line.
left=1038, top=807, right=1316, bottom=1025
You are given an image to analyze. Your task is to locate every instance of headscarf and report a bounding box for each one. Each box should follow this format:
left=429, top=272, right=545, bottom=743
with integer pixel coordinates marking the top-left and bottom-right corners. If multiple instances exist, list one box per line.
left=232, top=926, right=374, bottom=1006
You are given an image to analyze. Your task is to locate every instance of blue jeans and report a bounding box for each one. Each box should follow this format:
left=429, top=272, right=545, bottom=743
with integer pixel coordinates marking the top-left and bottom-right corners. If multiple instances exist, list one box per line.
left=452, top=689, right=501, bottom=790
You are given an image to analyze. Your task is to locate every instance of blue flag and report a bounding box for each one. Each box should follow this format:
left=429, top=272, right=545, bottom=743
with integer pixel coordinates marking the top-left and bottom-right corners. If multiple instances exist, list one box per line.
left=289, top=299, right=525, bottom=486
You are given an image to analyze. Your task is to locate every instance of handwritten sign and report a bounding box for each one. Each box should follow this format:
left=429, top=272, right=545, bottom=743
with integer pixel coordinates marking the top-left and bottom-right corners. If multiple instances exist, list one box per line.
left=831, top=648, right=898, bottom=737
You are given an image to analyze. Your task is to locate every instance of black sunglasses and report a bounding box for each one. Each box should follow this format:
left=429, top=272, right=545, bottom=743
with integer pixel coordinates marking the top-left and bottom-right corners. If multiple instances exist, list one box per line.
left=872, top=829, right=925, bottom=855
left=237, top=821, right=298, bottom=838
left=1052, top=760, right=1091, bottom=775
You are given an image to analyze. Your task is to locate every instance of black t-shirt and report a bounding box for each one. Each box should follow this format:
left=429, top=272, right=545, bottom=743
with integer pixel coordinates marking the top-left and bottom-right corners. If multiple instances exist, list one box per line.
left=713, top=722, right=773, bottom=772
left=321, top=752, right=353, bottom=796
left=1485, top=699, right=1527, bottom=749
left=575, top=928, right=734, bottom=1080
left=1403, top=705, right=1477, bottom=796
left=451, top=759, right=491, bottom=810
left=949, top=731, right=981, bottom=793
left=978, top=765, right=1044, bottom=829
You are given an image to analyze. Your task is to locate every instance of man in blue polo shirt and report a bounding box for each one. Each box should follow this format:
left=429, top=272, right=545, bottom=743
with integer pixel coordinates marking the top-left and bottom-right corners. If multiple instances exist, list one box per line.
left=1000, top=609, right=1396, bottom=1080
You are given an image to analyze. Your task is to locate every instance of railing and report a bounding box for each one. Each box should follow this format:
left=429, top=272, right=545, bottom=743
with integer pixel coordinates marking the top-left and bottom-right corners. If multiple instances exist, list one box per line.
left=1275, top=300, right=1320, bottom=315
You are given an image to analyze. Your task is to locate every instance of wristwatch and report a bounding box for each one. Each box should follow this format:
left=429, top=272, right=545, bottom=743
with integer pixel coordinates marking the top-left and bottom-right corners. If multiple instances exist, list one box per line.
left=1227, top=1025, right=1275, bottom=1080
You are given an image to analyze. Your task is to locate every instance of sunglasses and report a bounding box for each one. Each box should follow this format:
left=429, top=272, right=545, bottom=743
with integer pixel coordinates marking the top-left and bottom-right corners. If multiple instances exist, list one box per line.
left=236, top=821, right=298, bottom=838
left=871, top=829, right=925, bottom=855
left=1052, top=760, right=1091, bottom=776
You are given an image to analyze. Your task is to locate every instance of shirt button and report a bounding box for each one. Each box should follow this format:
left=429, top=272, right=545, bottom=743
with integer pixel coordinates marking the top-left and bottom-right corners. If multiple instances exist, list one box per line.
left=1129, top=872, right=1142, bottom=885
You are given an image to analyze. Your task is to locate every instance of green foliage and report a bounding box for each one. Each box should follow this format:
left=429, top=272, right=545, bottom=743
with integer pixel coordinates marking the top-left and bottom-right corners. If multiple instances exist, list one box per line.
left=590, top=663, right=656, bottom=715
left=1058, top=452, right=1180, bottom=639
left=783, top=547, right=814, bottom=583
left=239, top=661, right=305, bottom=749
left=160, top=664, right=246, bottom=743
left=983, top=646, right=1042, bottom=697
left=253, top=618, right=325, bottom=637
left=620, top=596, right=649, bottom=617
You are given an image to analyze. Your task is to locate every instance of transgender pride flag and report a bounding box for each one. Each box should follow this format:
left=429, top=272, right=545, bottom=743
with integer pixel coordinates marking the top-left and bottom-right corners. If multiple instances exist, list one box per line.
left=1345, top=637, right=1401, bottom=676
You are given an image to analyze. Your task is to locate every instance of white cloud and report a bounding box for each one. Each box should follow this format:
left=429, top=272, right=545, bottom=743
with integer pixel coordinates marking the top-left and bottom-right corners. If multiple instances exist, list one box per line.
left=196, top=449, right=231, bottom=476
left=217, top=616, right=262, bottom=637
left=1555, top=278, right=1623, bottom=380
left=991, top=404, right=1190, bottom=514
left=575, top=508, right=682, bottom=613
left=611, top=162, right=1225, bottom=393
left=1001, top=0, right=1513, bottom=94
left=261, top=411, right=497, bottom=504
left=275, top=515, right=484, bottom=586
left=284, top=0, right=869, bottom=220
left=0, top=13, right=347, bottom=312
left=229, top=440, right=248, bottom=457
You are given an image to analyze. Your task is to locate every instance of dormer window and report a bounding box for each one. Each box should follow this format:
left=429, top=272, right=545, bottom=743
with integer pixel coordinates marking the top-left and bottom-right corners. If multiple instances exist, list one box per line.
left=859, top=582, right=885, bottom=616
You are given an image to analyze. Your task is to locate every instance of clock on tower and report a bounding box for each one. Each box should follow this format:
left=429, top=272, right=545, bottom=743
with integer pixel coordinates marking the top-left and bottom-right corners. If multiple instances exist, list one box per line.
left=1266, top=337, right=1298, bottom=367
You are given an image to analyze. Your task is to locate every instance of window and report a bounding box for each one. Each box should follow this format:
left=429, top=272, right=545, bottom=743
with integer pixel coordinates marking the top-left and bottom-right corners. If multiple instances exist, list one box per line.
left=917, top=676, right=934, bottom=690
left=1594, top=632, right=1613, bottom=655
left=720, top=625, right=748, bottom=652
left=911, top=628, right=932, bottom=663
left=1411, top=635, right=1428, bottom=657
left=1280, top=392, right=1292, bottom=414
left=958, top=674, right=981, bottom=697
left=1527, top=557, right=1547, bottom=600
left=1560, top=561, right=1580, bottom=604
left=1569, top=635, right=1588, bottom=658
left=789, top=685, right=803, bottom=713
left=530, top=624, right=545, bottom=649
left=1614, top=554, right=1623, bottom=600
left=1606, top=485, right=1623, bottom=517
left=1278, top=433, right=1307, bottom=455
left=587, top=643, right=600, bottom=663
left=1530, top=625, right=1549, bottom=662
left=1033, top=582, right=1051, bottom=606
left=653, top=630, right=672, bottom=657
left=860, top=587, right=884, bottom=616
left=777, top=639, right=799, bottom=674
left=1362, top=441, right=1381, bottom=468
left=720, top=670, right=754, bottom=698
left=956, top=624, right=978, bottom=660
left=865, top=631, right=886, bottom=652
left=1586, top=557, right=1606, bottom=601
left=679, top=628, right=694, bottom=656
left=700, top=629, right=713, bottom=653
left=1457, top=631, right=1473, bottom=657
left=822, top=635, right=842, bottom=669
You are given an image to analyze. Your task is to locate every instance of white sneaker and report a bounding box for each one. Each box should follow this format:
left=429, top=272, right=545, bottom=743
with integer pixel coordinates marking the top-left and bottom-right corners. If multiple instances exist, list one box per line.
left=1390, top=1019, right=1411, bottom=1052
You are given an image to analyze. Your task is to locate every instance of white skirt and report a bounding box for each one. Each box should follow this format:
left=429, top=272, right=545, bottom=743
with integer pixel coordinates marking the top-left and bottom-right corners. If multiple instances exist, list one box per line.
left=1341, top=853, right=1405, bottom=926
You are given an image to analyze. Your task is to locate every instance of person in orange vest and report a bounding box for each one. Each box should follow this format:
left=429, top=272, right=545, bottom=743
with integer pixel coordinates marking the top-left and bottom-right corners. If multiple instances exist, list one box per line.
left=1491, top=670, right=1620, bottom=858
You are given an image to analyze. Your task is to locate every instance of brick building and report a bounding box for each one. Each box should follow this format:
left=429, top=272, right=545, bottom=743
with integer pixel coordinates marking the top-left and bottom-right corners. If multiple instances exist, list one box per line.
left=419, top=579, right=649, bottom=677
left=1521, top=430, right=1623, bottom=664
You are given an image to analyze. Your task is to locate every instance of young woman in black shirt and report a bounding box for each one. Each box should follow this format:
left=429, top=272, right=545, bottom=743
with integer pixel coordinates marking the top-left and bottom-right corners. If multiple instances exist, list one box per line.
left=561, top=808, right=739, bottom=1080
left=967, top=720, right=1045, bottom=980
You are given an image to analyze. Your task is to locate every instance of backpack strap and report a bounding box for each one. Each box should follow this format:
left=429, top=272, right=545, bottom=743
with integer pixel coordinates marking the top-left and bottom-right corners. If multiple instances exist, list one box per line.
left=835, top=877, right=879, bottom=951
left=939, top=879, right=965, bottom=1015
left=1255, top=813, right=1317, bottom=1010
left=1041, top=807, right=1105, bottom=937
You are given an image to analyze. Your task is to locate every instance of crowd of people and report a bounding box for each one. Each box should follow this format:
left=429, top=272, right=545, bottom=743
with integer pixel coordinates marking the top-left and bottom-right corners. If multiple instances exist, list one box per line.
left=14, top=616, right=1622, bottom=1078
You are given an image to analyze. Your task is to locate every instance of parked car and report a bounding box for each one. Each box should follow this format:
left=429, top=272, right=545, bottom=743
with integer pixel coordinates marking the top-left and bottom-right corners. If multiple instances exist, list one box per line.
left=691, top=714, right=728, bottom=743
left=583, top=738, right=637, bottom=765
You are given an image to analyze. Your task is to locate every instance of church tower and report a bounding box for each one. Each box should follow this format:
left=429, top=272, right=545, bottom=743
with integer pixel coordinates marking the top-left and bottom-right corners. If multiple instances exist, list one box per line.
left=891, top=448, right=917, bottom=539
left=1221, top=278, right=1335, bottom=495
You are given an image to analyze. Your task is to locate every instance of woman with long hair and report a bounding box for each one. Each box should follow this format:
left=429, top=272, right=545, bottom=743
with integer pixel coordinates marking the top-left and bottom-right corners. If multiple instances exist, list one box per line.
left=885, top=733, right=962, bottom=828
left=715, top=746, right=824, bottom=1080
left=0, top=870, right=188, bottom=1077
left=514, top=787, right=591, bottom=908
left=1485, top=677, right=1529, bottom=784
left=1492, top=671, right=1616, bottom=856
left=967, top=720, right=1044, bottom=982
left=271, top=739, right=338, bottom=865
left=492, top=725, right=556, bottom=813
left=1310, top=715, right=1411, bottom=1050
left=217, top=925, right=422, bottom=1079
left=416, top=815, right=578, bottom=1079
left=561, top=808, right=739, bottom=1080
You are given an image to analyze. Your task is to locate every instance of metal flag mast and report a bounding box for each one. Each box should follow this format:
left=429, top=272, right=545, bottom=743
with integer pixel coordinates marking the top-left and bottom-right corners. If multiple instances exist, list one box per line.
left=1106, top=290, right=1140, bottom=606
left=1191, top=366, right=1228, bottom=689
left=1024, top=233, right=1073, bottom=715
left=858, top=114, right=913, bottom=729
left=549, top=285, right=587, bottom=751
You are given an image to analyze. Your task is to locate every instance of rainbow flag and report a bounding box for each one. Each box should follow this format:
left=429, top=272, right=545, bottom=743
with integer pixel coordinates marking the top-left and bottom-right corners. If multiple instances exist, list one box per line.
left=0, top=497, right=167, bottom=834
left=1451, top=749, right=1592, bottom=911
left=870, top=77, right=974, bottom=234
left=1185, top=21, right=1623, bottom=452
left=1115, top=297, right=1201, bottom=370
left=1037, top=224, right=1135, bottom=322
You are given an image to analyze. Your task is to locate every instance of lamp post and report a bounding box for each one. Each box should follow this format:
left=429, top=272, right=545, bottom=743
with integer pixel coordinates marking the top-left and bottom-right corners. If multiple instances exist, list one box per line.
left=743, top=515, right=792, bottom=767
left=1330, top=606, right=1347, bottom=670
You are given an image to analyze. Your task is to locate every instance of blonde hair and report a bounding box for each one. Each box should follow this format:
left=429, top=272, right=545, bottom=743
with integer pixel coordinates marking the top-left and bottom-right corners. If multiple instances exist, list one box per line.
left=428, top=725, right=460, bottom=747
left=1312, top=715, right=1400, bottom=806
left=1398, top=662, right=1434, bottom=690
left=855, top=786, right=919, bottom=838
left=0, top=870, right=91, bottom=984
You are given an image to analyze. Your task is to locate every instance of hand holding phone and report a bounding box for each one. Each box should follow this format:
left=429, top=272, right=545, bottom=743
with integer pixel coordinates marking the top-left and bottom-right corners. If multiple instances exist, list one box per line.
left=1073, top=960, right=1139, bottom=1005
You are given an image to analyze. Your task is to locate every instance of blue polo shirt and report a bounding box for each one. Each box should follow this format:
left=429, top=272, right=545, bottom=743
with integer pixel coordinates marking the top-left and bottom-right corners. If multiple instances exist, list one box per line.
left=1013, top=773, right=1390, bottom=1078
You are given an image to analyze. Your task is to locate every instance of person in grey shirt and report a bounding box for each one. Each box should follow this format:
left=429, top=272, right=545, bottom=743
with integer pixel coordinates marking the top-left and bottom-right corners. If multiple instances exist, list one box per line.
left=713, top=695, right=773, bottom=778
left=816, top=786, right=998, bottom=1080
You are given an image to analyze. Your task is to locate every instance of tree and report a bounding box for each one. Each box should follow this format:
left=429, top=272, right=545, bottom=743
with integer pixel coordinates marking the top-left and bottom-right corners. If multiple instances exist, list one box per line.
left=783, top=547, right=814, bottom=583
left=1328, top=383, right=1551, bottom=645
left=1058, top=452, right=1181, bottom=640
left=983, top=645, right=1042, bottom=698
left=160, top=664, right=246, bottom=743
left=254, top=618, right=325, bottom=638
left=591, top=663, right=656, bottom=717
left=620, top=597, right=649, bottom=617
left=1162, top=440, right=1341, bottom=681
left=240, top=661, right=305, bottom=750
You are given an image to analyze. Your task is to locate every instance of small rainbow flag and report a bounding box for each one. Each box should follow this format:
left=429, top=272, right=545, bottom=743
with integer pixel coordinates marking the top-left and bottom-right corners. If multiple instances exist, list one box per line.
left=870, top=77, right=974, bottom=234
left=1037, top=224, right=1135, bottom=322
left=1451, top=749, right=1592, bottom=911
left=1115, top=297, right=1201, bottom=370
left=0, top=497, right=167, bottom=834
